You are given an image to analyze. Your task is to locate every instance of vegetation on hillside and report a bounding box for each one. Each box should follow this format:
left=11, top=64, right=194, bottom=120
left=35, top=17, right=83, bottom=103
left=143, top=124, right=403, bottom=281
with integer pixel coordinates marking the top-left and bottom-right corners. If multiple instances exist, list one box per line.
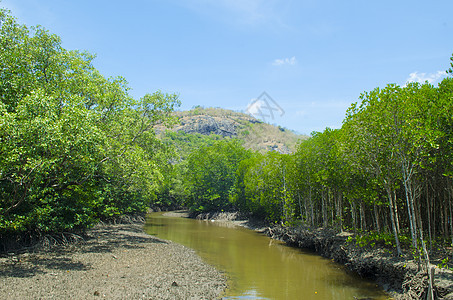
left=166, top=106, right=304, bottom=153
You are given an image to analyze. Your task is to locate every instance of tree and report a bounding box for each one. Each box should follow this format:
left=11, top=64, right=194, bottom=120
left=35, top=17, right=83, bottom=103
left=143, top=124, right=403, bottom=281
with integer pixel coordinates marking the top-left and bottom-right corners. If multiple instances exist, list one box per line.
left=342, top=85, right=404, bottom=255
left=0, top=9, right=180, bottom=239
left=183, top=139, right=250, bottom=212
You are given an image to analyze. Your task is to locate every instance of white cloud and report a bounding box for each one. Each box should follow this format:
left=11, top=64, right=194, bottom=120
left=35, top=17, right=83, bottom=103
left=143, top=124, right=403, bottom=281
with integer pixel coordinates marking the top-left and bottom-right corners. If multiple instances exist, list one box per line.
left=272, top=56, right=297, bottom=66
left=406, top=70, right=445, bottom=84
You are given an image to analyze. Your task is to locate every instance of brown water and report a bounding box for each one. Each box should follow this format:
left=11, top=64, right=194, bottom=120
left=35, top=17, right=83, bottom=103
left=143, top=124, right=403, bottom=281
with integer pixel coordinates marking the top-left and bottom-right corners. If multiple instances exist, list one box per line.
left=145, top=213, right=390, bottom=300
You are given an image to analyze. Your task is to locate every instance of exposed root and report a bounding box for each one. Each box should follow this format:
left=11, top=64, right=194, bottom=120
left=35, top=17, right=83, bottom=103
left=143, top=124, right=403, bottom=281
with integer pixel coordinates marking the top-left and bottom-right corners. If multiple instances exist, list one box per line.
left=193, top=211, right=240, bottom=221
left=37, top=232, right=86, bottom=251
left=0, top=231, right=86, bottom=255
left=400, top=272, right=430, bottom=299
left=0, top=214, right=146, bottom=255
left=104, top=214, right=146, bottom=225
left=265, top=224, right=453, bottom=299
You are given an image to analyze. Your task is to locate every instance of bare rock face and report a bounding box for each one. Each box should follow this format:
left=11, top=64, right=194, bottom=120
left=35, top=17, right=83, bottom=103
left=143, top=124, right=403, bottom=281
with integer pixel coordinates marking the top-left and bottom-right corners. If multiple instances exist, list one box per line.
left=177, top=115, right=238, bottom=137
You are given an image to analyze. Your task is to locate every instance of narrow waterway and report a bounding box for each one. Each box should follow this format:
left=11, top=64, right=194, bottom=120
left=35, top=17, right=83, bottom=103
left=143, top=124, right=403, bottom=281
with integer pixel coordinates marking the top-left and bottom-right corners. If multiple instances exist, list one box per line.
left=145, top=213, right=389, bottom=300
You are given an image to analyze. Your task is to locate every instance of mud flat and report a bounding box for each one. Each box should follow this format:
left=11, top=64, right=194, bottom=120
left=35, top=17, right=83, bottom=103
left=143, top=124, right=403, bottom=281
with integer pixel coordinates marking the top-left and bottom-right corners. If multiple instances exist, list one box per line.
left=0, top=222, right=226, bottom=299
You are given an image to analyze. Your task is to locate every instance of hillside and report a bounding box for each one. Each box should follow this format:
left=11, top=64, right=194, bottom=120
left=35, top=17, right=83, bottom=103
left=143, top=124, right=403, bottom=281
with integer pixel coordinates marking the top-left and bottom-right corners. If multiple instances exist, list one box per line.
left=158, top=107, right=306, bottom=154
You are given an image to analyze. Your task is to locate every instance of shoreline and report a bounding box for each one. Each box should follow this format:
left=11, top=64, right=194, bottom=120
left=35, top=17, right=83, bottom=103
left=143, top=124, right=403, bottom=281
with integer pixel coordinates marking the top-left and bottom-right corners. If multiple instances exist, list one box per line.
left=5, top=210, right=452, bottom=299
left=183, top=210, right=453, bottom=300
left=0, top=221, right=226, bottom=299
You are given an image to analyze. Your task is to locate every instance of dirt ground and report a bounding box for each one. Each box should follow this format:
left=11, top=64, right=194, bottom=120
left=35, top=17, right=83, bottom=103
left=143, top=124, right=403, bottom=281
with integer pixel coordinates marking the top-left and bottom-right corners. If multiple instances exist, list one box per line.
left=0, top=223, right=226, bottom=299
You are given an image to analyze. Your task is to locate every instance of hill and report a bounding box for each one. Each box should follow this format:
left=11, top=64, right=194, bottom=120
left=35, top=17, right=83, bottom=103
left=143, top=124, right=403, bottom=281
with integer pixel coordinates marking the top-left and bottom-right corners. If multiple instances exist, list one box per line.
left=158, top=107, right=306, bottom=154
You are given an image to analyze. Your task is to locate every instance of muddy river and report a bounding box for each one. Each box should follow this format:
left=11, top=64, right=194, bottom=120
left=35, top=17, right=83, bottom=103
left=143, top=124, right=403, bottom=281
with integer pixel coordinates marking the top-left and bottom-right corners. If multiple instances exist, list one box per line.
left=145, top=213, right=389, bottom=299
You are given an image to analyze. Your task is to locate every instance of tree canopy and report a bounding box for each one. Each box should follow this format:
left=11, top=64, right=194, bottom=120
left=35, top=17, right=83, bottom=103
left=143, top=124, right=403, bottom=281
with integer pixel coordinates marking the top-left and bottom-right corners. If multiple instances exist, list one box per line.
left=0, top=9, right=179, bottom=243
left=3, top=6, right=453, bottom=274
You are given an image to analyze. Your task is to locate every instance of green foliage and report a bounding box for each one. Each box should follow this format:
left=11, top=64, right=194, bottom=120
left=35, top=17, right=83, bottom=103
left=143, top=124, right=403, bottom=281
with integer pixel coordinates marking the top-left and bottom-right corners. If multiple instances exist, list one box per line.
left=348, top=232, right=397, bottom=248
left=161, top=130, right=223, bottom=160
left=183, top=139, right=251, bottom=212
left=437, top=257, right=453, bottom=270
left=0, top=10, right=180, bottom=239
left=232, top=151, right=295, bottom=223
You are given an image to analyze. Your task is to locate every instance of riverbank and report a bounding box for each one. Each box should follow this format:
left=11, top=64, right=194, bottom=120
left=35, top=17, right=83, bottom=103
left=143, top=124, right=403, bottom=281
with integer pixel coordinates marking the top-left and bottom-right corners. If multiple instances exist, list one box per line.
left=266, top=226, right=453, bottom=300
left=188, top=211, right=453, bottom=300
left=0, top=221, right=226, bottom=299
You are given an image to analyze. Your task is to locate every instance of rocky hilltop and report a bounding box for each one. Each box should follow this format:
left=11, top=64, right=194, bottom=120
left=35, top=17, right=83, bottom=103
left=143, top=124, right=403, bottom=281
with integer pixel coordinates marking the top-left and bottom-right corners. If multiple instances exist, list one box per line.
left=160, top=107, right=305, bottom=154
left=176, top=113, right=246, bottom=137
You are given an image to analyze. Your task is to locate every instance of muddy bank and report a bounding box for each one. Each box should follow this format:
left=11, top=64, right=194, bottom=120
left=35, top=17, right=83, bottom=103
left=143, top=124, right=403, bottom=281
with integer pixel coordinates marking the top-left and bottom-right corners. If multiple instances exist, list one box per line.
left=190, top=211, right=267, bottom=231
left=267, top=226, right=453, bottom=300
left=189, top=211, right=453, bottom=300
left=0, top=222, right=226, bottom=299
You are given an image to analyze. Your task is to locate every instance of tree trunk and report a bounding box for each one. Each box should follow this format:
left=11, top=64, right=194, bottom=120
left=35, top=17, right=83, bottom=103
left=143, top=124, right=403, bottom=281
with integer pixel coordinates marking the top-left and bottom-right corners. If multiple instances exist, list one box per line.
left=426, top=181, right=432, bottom=251
left=309, top=186, right=314, bottom=227
left=360, top=201, right=366, bottom=231
left=322, top=189, right=328, bottom=227
left=351, top=200, right=357, bottom=233
left=402, top=171, right=418, bottom=251
left=385, top=185, right=402, bottom=255
left=393, top=189, right=401, bottom=235
left=374, top=202, right=381, bottom=233
left=338, top=192, right=343, bottom=231
left=297, top=191, right=304, bottom=222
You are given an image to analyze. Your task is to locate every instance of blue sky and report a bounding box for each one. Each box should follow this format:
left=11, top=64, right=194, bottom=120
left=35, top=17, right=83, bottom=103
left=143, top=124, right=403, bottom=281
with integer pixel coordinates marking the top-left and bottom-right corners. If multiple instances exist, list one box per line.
left=2, top=0, right=453, bottom=135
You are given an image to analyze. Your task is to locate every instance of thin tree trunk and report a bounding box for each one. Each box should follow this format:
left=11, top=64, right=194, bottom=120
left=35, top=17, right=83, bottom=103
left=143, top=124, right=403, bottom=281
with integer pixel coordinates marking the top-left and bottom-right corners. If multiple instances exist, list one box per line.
left=419, top=226, right=435, bottom=300
left=360, top=201, right=366, bottom=231
left=374, top=202, right=381, bottom=233
left=338, top=192, right=343, bottom=231
left=321, top=188, right=327, bottom=227
left=281, top=165, right=288, bottom=223
left=297, top=191, right=304, bottom=222
left=426, top=181, right=432, bottom=251
left=385, top=185, right=402, bottom=255
left=329, top=188, right=334, bottom=227
left=351, top=200, right=357, bottom=233
left=393, top=189, right=401, bottom=234
left=402, top=170, right=418, bottom=250
left=304, top=194, right=309, bottom=224
left=448, top=186, right=453, bottom=251
left=309, top=186, right=314, bottom=227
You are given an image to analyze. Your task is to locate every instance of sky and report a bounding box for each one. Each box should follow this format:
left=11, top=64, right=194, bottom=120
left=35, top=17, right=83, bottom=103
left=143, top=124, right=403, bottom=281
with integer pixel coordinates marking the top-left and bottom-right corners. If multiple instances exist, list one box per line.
left=1, top=0, right=453, bottom=135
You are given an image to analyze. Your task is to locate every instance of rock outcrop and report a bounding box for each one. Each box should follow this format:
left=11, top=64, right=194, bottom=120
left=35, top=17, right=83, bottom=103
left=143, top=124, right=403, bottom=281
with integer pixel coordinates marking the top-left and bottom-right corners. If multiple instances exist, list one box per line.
left=158, top=107, right=305, bottom=154
left=176, top=115, right=239, bottom=137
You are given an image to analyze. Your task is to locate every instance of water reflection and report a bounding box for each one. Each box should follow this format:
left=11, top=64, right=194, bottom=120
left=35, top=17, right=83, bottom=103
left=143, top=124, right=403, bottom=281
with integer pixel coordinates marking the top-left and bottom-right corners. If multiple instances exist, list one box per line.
left=145, top=213, right=389, bottom=300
